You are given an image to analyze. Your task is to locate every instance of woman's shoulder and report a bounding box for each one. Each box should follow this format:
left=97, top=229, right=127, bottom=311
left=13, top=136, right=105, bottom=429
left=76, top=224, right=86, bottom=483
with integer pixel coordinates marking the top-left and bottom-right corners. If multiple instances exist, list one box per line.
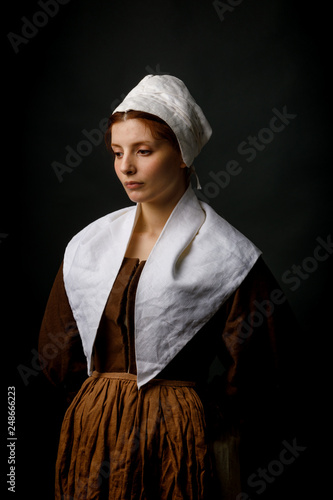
left=68, top=205, right=136, bottom=245
left=198, top=199, right=262, bottom=264
left=62, top=204, right=137, bottom=273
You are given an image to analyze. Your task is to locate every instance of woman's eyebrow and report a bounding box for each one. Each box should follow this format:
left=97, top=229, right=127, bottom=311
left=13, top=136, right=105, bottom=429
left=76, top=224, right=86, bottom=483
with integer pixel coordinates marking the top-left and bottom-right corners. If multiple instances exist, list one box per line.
left=111, top=140, right=156, bottom=148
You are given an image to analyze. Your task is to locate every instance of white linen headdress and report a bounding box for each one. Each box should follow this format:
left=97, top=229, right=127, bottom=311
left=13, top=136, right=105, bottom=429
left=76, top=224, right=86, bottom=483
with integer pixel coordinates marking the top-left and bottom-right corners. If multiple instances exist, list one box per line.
left=113, top=75, right=212, bottom=178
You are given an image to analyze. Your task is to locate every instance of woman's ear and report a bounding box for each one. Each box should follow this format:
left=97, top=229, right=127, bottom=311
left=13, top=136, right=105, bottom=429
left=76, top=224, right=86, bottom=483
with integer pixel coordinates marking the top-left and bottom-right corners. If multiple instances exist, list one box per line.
left=179, top=157, right=187, bottom=169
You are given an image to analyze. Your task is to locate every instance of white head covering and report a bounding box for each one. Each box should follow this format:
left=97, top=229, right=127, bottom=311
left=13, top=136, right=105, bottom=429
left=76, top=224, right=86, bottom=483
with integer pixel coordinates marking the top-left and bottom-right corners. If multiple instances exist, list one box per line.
left=112, top=75, right=212, bottom=176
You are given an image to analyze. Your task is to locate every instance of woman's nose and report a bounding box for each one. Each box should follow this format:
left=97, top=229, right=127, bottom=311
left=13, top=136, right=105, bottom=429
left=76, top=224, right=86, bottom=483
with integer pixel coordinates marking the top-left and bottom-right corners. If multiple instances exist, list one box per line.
left=119, top=153, right=136, bottom=175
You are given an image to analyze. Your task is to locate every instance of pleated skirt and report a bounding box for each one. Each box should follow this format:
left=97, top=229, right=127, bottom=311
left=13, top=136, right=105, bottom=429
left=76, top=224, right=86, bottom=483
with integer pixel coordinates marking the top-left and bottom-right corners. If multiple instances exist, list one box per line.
left=55, top=372, right=212, bottom=500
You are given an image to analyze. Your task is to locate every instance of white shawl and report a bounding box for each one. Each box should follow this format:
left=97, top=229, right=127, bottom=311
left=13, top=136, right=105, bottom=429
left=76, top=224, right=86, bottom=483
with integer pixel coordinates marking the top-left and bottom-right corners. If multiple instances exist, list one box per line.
left=63, top=186, right=261, bottom=388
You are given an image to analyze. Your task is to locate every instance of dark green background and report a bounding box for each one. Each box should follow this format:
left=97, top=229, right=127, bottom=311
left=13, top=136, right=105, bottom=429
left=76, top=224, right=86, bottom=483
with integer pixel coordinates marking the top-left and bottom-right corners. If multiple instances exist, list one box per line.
left=3, top=0, right=331, bottom=498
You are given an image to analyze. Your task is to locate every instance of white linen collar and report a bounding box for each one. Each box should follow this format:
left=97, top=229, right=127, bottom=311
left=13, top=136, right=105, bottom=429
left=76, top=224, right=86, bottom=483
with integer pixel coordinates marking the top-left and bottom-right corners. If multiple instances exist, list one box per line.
left=63, top=186, right=261, bottom=388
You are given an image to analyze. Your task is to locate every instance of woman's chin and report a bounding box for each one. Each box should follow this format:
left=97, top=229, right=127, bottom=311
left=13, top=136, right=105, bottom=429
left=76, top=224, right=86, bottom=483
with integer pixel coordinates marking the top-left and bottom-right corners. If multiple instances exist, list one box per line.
left=124, top=187, right=148, bottom=204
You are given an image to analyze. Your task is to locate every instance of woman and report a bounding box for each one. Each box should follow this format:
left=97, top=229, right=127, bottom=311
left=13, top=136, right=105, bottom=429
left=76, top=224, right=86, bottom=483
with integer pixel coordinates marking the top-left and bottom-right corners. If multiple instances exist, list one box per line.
left=39, top=75, right=297, bottom=499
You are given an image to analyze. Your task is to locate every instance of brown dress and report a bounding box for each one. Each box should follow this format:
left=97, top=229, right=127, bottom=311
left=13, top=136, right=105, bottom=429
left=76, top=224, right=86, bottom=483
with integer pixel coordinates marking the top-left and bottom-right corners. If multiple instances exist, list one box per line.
left=39, top=257, right=298, bottom=499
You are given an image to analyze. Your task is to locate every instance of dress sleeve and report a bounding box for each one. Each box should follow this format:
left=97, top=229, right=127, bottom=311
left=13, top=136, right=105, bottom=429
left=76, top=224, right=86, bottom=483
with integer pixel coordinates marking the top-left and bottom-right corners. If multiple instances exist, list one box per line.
left=210, top=257, right=300, bottom=497
left=38, top=262, right=88, bottom=403
left=220, top=257, right=298, bottom=424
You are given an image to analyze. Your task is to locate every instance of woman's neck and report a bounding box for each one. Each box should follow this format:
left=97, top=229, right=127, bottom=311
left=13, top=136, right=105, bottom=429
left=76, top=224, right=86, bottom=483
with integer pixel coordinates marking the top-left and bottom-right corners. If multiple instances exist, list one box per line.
left=136, top=188, right=187, bottom=237
left=125, top=185, right=189, bottom=261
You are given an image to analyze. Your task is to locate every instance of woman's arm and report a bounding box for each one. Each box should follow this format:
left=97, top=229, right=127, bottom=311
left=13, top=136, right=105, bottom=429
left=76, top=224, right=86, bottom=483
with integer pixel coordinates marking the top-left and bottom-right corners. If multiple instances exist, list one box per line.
left=38, top=262, right=88, bottom=403
left=212, top=257, right=300, bottom=497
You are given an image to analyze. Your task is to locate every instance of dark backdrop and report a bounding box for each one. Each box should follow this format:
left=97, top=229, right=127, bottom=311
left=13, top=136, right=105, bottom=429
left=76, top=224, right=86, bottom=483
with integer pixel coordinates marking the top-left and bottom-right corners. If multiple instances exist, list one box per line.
left=3, top=0, right=331, bottom=498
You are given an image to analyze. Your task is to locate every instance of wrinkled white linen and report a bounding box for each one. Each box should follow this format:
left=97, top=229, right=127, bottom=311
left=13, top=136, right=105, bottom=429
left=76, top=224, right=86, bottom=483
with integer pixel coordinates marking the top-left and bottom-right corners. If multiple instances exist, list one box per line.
left=63, top=186, right=261, bottom=388
left=113, top=74, right=212, bottom=169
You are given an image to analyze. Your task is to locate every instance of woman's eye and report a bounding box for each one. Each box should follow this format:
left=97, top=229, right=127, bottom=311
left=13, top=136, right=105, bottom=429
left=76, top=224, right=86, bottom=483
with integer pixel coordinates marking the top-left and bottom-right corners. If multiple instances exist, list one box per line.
left=113, top=151, right=123, bottom=158
left=138, top=149, right=151, bottom=155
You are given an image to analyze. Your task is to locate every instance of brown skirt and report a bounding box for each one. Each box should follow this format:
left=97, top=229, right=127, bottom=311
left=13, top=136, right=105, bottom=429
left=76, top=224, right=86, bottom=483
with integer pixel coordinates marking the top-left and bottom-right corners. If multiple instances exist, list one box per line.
left=55, top=372, right=213, bottom=499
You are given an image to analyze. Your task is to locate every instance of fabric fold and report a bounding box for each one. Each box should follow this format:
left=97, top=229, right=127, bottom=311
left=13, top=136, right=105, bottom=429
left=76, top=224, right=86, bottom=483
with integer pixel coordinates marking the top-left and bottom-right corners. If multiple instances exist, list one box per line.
left=55, top=373, right=210, bottom=499
left=63, top=185, right=261, bottom=388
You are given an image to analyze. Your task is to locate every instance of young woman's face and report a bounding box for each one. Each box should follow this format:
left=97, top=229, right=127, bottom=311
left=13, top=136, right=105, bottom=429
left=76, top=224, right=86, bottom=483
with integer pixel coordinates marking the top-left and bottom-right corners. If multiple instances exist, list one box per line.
left=111, top=119, right=187, bottom=206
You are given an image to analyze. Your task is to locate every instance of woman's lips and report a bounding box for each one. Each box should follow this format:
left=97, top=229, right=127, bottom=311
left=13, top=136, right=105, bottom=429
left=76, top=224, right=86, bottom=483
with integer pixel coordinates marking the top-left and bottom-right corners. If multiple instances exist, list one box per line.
left=124, top=182, right=144, bottom=189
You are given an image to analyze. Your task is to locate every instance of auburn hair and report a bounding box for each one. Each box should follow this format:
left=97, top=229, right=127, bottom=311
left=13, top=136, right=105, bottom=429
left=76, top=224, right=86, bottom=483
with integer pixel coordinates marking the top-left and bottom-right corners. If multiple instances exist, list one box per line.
left=104, top=110, right=181, bottom=155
